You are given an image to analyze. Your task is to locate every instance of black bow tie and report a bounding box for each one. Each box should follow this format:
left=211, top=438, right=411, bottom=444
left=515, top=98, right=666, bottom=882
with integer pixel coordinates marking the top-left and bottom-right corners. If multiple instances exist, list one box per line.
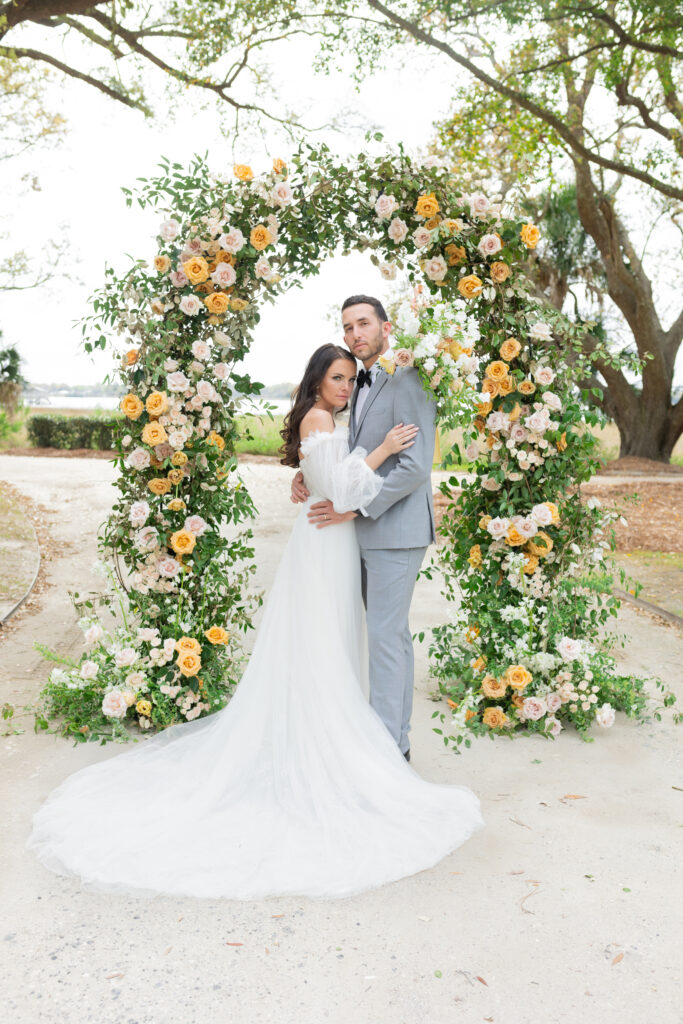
left=357, top=368, right=372, bottom=389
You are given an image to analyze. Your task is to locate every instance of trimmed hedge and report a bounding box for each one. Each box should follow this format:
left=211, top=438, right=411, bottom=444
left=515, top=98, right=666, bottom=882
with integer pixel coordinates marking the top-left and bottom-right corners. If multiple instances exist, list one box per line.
left=27, top=413, right=121, bottom=450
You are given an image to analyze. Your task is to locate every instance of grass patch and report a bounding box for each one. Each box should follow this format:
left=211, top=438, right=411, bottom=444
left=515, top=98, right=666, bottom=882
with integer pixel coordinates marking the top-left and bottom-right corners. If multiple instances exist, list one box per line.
left=234, top=414, right=285, bottom=456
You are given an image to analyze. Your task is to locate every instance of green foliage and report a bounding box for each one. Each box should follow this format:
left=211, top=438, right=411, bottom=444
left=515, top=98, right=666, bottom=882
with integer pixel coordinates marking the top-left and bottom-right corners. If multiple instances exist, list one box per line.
left=27, top=413, right=120, bottom=449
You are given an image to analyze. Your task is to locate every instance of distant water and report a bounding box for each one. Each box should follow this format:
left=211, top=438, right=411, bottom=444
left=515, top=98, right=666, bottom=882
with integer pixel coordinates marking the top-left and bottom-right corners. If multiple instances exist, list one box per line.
left=26, top=395, right=292, bottom=414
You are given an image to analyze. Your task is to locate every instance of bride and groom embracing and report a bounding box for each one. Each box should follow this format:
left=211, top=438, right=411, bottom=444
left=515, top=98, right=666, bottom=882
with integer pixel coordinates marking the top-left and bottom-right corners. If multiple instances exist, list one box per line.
left=27, top=295, right=484, bottom=900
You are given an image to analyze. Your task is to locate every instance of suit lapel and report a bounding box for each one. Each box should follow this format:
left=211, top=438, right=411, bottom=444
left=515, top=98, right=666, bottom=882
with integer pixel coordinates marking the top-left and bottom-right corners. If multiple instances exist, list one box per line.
left=349, top=385, right=360, bottom=447
left=355, top=370, right=389, bottom=437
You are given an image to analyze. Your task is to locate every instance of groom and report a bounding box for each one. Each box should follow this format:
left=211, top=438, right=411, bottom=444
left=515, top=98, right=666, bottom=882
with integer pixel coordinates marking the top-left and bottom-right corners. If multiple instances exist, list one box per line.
left=290, top=295, right=436, bottom=760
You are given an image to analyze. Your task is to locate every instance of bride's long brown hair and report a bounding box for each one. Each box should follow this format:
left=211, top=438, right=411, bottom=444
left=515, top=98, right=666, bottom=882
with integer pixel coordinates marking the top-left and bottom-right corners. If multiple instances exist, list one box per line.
left=279, top=344, right=357, bottom=468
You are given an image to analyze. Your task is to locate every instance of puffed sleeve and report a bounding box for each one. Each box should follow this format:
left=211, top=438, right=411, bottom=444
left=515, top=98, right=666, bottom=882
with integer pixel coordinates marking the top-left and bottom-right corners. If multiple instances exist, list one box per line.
left=300, top=430, right=383, bottom=513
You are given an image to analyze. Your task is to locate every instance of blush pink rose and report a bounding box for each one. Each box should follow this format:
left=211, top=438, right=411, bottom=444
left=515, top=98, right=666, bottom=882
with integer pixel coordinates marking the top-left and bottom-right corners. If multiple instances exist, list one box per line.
left=388, top=217, right=408, bottom=244
left=218, top=226, right=246, bottom=254
left=394, top=348, right=414, bottom=367
left=157, top=556, right=181, bottom=579
left=375, top=194, right=399, bottom=219
left=546, top=692, right=562, bottom=714
left=127, top=447, right=151, bottom=471
left=213, top=362, right=229, bottom=380
left=270, top=181, right=293, bottom=208
left=191, top=340, right=211, bottom=361
left=522, top=696, right=547, bottom=720
left=423, top=255, right=448, bottom=282
left=477, top=233, right=503, bottom=256
left=159, top=219, right=180, bottom=241
left=254, top=256, right=273, bottom=279
left=211, top=263, right=237, bottom=288
left=170, top=269, right=189, bottom=288
left=167, top=371, right=190, bottom=392
left=412, top=226, right=433, bottom=248
left=534, top=365, right=556, bottom=386
left=469, top=192, right=490, bottom=219
left=185, top=515, right=209, bottom=536
left=179, top=294, right=201, bottom=316
left=102, top=690, right=128, bottom=718
left=129, top=500, right=150, bottom=527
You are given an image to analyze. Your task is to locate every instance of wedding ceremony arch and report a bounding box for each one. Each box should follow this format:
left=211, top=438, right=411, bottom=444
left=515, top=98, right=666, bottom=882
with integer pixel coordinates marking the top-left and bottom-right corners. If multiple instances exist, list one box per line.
left=36, top=142, right=677, bottom=746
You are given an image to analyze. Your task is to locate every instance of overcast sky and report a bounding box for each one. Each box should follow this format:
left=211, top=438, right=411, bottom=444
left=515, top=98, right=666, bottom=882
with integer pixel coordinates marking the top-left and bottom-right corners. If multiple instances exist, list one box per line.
left=1, top=33, right=459, bottom=389
left=2, top=25, right=681, bottom=391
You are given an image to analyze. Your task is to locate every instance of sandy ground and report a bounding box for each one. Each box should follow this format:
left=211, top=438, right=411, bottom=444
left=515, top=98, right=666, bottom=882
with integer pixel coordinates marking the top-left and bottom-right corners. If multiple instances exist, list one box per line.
left=0, top=456, right=682, bottom=1024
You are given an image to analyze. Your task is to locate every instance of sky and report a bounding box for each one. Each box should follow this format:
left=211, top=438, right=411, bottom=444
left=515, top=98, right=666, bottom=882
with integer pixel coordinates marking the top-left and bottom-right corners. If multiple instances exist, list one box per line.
left=2, top=20, right=681, bottom=391
left=1, top=31, right=458, bottom=390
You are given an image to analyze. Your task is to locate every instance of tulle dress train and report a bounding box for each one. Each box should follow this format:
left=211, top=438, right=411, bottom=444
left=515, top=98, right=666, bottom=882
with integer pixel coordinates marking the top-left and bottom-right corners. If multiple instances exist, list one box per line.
left=26, top=426, right=484, bottom=899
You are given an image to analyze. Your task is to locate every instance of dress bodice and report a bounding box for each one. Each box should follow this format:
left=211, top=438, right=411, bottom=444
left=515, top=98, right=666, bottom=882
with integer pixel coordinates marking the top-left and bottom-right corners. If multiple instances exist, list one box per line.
left=299, top=426, right=383, bottom=513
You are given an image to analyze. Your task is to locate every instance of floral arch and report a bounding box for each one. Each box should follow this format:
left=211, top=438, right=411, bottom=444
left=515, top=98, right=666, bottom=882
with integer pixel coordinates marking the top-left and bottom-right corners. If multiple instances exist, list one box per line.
left=37, top=142, right=677, bottom=745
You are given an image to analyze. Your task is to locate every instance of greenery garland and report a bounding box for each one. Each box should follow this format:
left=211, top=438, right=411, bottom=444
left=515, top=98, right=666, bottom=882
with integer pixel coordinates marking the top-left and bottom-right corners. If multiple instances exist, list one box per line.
left=34, top=140, right=678, bottom=744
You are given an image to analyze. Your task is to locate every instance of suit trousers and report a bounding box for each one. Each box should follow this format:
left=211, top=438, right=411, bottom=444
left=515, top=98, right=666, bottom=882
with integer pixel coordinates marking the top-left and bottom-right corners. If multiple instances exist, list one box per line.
left=360, top=545, right=427, bottom=754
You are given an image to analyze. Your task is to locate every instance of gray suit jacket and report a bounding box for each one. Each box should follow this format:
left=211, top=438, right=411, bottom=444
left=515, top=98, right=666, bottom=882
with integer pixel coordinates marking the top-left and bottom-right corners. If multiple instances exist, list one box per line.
left=349, top=365, right=436, bottom=550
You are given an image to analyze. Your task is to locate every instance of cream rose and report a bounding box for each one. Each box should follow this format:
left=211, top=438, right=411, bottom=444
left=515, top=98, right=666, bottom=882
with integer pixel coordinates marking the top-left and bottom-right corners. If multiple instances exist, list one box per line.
left=102, top=690, right=128, bottom=719
left=388, top=217, right=408, bottom=243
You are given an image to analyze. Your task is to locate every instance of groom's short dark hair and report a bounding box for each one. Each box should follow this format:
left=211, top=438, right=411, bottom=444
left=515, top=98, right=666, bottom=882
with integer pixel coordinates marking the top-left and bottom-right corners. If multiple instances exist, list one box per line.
left=341, top=295, right=388, bottom=323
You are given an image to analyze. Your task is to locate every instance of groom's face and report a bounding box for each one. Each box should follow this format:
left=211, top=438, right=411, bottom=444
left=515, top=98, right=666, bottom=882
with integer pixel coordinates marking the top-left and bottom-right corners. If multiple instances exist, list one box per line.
left=341, top=303, right=391, bottom=368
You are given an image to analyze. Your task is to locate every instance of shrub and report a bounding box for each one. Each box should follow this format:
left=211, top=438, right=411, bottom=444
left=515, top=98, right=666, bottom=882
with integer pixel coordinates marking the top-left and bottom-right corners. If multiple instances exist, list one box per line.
left=27, top=413, right=121, bottom=449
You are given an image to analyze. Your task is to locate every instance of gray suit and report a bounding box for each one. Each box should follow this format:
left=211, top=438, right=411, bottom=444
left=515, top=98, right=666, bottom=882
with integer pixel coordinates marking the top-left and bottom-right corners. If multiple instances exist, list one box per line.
left=349, top=364, right=437, bottom=754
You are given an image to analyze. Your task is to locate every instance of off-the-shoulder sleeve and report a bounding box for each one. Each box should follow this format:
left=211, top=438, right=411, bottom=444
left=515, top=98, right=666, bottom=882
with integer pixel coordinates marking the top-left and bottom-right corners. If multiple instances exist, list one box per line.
left=300, top=429, right=383, bottom=513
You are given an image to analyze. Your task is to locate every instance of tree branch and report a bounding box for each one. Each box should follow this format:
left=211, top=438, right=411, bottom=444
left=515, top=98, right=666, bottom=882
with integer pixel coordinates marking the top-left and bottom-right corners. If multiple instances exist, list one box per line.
left=365, top=0, right=683, bottom=201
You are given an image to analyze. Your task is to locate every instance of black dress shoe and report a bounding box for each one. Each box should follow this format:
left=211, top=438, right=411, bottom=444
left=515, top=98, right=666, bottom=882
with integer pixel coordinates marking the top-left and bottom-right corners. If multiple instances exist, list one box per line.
left=403, top=749, right=410, bottom=762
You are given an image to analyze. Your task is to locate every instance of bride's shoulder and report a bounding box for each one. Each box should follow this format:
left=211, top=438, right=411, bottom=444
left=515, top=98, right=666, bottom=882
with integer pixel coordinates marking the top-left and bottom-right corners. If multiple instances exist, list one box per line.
left=299, top=407, right=335, bottom=441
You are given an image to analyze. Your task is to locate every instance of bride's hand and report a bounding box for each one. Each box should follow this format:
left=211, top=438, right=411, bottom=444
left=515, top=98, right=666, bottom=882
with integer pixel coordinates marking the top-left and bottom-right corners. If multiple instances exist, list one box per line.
left=382, top=423, right=419, bottom=455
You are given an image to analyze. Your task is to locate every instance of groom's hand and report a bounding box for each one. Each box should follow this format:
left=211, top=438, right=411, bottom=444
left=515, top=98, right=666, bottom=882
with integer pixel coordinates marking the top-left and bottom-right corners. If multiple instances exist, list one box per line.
left=308, top=500, right=357, bottom=529
left=290, top=471, right=310, bottom=504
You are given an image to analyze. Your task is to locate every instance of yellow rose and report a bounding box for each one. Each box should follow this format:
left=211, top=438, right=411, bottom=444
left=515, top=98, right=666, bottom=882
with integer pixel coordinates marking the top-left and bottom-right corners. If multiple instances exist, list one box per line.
left=205, top=625, right=230, bottom=645
left=481, top=675, right=507, bottom=699
left=166, top=498, right=186, bottom=512
left=518, top=380, right=536, bottom=396
left=442, top=218, right=463, bottom=235
left=234, top=164, right=254, bottom=181
left=378, top=355, right=396, bottom=375
left=457, top=274, right=483, bottom=299
left=415, top=193, right=440, bottom=218
left=250, top=225, right=273, bottom=251
left=425, top=215, right=441, bottom=231
left=485, top=360, right=509, bottom=382
left=154, top=255, right=171, bottom=274
left=136, top=699, right=152, bottom=716
left=476, top=400, right=493, bottom=416
left=175, top=636, right=202, bottom=655
left=527, top=531, right=553, bottom=557
left=543, top=501, right=561, bottom=525
left=230, top=297, right=249, bottom=312
left=482, top=378, right=501, bottom=398
left=120, top=393, right=144, bottom=420
left=182, top=256, right=210, bottom=284
left=141, top=421, right=168, bottom=446
left=124, top=349, right=139, bottom=366
left=499, top=337, right=521, bottom=361
left=171, top=451, right=188, bottom=467
left=522, top=552, right=539, bottom=575
left=167, top=468, right=184, bottom=485
left=490, top=261, right=511, bottom=283
left=504, top=665, right=532, bottom=690
left=177, top=651, right=201, bottom=678
left=170, top=529, right=196, bottom=556
left=273, top=158, right=287, bottom=174
left=204, top=292, right=230, bottom=315
left=145, top=391, right=169, bottom=417
left=445, top=243, right=466, bottom=267
left=505, top=525, right=526, bottom=547
left=206, top=431, right=225, bottom=450
left=520, top=223, right=540, bottom=249
left=497, top=376, right=515, bottom=396
left=472, top=655, right=487, bottom=673
left=556, top=432, right=568, bottom=452
left=479, top=514, right=492, bottom=531
left=215, top=250, right=236, bottom=266
left=148, top=478, right=171, bottom=495
left=483, top=706, right=508, bottom=729
left=468, top=544, right=483, bottom=569
left=507, top=402, right=522, bottom=421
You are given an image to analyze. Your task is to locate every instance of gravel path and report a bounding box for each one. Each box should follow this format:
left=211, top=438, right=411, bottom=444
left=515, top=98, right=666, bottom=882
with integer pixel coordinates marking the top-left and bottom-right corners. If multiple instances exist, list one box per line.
left=1, top=456, right=681, bottom=1024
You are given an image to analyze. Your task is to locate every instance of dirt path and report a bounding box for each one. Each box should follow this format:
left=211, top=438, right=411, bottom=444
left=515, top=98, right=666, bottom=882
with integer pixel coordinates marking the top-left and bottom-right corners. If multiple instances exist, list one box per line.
left=1, top=457, right=682, bottom=1024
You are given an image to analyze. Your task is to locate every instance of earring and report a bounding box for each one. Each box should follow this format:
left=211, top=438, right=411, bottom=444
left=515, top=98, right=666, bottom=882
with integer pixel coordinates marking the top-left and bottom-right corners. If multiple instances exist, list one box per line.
left=314, top=390, right=321, bottom=402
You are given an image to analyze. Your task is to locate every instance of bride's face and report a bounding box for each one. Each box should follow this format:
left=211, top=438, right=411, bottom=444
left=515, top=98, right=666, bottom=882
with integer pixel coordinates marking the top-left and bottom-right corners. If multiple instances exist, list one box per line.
left=317, top=358, right=357, bottom=409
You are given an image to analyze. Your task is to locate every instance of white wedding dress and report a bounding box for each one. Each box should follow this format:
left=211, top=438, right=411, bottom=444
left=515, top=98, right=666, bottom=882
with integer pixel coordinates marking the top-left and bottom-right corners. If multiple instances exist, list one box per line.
left=27, top=426, right=484, bottom=899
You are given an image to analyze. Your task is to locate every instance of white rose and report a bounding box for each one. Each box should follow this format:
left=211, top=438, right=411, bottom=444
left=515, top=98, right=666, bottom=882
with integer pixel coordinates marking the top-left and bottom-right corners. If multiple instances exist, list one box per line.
left=102, top=690, right=128, bottom=719
left=423, top=256, right=448, bottom=282
left=159, top=218, right=180, bottom=242
left=168, top=430, right=187, bottom=450
left=163, top=637, right=177, bottom=658
left=546, top=716, right=562, bottom=736
left=126, top=447, right=151, bottom=471
left=84, top=625, right=104, bottom=645
left=388, top=217, right=408, bottom=243
left=468, top=192, right=490, bottom=219
left=481, top=476, right=502, bottom=491
left=167, top=371, right=190, bottom=392
left=487, top=517, right=510, bottom=539
left=522, top=696, right=547, bottom=720
left=529, top=323, right=553, bottom=343
left=534, top=365, right=555, bottom=386
left=254, top=256, right=273, bottom=280
left=196, top=379, right=216, bottom=402
left=114, top=647, right=137, bottom=668
left=595, top=703, right=615, bottom=728
left=213, top=362, right=229, bottom=380
left=412, top=227, right=433, bottom=248
left=184, top=514, right=209, bottom=536
left=379, top=262, right=397, bottom=281
left=477, top=233, right=502, bottom=257
left=164, top=358, right=179, bottom=372
left=129, top=500, right=151, bottom=527
left=135, top=527, right=158, bottom=553
left=557, top=636, right=582, bottom=661
left=80, top=660, right=99, bottom=680
left=218, top=226, right=246, bottom=254
left=374, top=194, right=399, bottom=219
left=179, top=294, right=201, bottom=317
left=530, top=503, right=553, bottom=526
left=157, top=556, right=181, bottom=579
left=525, top=410, right=550, bottom=434
left=546, top=692, right=562, bottom=714
left=270, top=181, right=293, bottom=208
left=211, top=263, right=237, bottom=288
left=125, top=671, right=146, bottom=690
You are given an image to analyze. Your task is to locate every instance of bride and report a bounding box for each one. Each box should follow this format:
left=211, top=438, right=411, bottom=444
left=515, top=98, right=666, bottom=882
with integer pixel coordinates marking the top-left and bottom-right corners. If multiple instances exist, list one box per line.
left=27, top=343, right=484, bottom=900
